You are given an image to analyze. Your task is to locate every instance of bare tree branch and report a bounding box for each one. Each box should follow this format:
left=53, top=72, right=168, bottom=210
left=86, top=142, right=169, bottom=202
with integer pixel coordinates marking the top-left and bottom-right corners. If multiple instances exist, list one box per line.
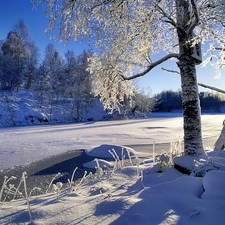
left=161, top=67, right=180, bottom=74
left=120, top=53, right=179, bottom=81
left=198, top=83, right=225, bottom=94
left=158, top=70, right=225, bottom=95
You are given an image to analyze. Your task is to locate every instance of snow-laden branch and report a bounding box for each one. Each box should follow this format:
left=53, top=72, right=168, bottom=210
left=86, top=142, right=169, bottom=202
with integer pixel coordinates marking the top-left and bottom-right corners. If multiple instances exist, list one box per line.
left=157, top=4, right=177, bottom=28
left=120, top=53, right=179, bottom=80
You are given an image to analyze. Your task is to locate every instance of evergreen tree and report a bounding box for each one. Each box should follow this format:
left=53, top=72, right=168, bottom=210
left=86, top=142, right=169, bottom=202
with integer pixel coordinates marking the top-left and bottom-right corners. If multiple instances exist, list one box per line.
left=0, top=19, right=39, bottom=90
left=1, top=31, right=28, bottom=90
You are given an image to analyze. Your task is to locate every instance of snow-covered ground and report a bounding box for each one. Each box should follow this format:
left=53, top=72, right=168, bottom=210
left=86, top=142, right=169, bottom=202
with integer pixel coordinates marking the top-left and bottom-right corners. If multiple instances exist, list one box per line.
left=1, top=113, right=225, bottom=224
left=1, top=144, right=225, bottom=225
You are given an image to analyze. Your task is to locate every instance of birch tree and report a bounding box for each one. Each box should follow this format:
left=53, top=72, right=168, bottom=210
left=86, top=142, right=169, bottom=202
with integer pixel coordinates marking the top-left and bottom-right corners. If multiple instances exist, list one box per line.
left=31, top=0, right=225, bottom=157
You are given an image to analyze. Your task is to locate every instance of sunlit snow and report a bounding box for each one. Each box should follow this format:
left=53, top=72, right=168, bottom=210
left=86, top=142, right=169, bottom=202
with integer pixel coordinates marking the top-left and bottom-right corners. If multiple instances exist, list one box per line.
left=1, top=142, right=225, bottom=224
left=0, top=94, right=225, bottom=224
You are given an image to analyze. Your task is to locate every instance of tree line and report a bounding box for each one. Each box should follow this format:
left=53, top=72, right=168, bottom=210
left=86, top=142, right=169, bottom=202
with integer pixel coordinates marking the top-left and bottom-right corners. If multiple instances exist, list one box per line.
left=154, top=90, right=225, bottom=113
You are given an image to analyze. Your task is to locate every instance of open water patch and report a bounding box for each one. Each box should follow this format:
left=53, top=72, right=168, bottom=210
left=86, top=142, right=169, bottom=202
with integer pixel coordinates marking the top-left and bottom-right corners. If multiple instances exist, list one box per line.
left=0, top=150, right=95, bottom=201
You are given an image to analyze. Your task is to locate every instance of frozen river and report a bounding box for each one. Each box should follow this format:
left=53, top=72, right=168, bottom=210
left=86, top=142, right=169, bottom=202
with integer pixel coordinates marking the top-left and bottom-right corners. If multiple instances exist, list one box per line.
left=0, top=113, right=224, bottom=170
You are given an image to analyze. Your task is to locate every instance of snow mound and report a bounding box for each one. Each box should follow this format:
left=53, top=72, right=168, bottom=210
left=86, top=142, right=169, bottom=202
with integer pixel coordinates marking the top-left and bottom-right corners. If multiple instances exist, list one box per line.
left=83, top=159, right=114, bottom=169
left=173, top=155, right=196, bottom=173
left=202, top=170, right=225, bottom=199
left=85, top=144, right=138, bottom=159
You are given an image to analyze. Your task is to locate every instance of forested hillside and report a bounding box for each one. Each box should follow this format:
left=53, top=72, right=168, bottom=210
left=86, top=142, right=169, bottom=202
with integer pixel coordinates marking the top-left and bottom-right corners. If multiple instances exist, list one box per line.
left=0, top=90, right=111, bottom=126
left=0, top=19, right=157, bottom=126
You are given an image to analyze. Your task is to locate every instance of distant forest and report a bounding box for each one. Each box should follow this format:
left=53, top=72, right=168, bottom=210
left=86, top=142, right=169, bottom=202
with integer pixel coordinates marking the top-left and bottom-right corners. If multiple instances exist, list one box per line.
left=154, top=90, right=225, bottom=112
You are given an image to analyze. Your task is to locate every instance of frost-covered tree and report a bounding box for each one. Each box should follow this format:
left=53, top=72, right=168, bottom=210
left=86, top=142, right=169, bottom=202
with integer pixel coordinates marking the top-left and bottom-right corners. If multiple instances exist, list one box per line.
left=36, top=44, right=64, bottom=111
left=31, top=0, right=225, bottom=157
left=12, top=19, right=30, bottom=44
left=23, top=40, right=39, bottom=89
left=130, top=87, right=156, bottom=114
left=64, top=50, right=93, bottom=121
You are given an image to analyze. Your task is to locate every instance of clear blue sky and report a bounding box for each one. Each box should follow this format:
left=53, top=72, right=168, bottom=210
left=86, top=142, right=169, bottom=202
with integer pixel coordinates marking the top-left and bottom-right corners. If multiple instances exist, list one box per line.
left=0, top=0, right=224, bottom=94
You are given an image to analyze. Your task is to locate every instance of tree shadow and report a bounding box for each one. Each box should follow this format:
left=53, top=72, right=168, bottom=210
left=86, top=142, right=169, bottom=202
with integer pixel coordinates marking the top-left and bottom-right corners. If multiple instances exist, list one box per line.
left=144, top=126, right=165, bottom=129
left=94, top=174, right=204, bottom=225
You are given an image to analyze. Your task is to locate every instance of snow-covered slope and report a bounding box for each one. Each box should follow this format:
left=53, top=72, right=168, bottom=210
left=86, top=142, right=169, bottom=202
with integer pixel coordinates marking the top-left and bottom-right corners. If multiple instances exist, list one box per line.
left=0, top=90, right=108, bottom=126
left=0, top=90, right=149, bottom=127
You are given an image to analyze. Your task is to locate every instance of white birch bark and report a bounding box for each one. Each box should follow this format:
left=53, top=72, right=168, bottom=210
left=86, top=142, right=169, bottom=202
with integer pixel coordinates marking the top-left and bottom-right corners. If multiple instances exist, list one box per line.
left=178, top=55, right=204, bottom=155
left=175, top=0, right=205, bottom=156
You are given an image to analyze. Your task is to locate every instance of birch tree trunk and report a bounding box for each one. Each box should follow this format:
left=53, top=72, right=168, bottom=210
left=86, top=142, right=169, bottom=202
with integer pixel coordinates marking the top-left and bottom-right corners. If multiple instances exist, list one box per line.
left=176, top=0, right=205, bottom=156
left=177, top=53, right=204, bottom=155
